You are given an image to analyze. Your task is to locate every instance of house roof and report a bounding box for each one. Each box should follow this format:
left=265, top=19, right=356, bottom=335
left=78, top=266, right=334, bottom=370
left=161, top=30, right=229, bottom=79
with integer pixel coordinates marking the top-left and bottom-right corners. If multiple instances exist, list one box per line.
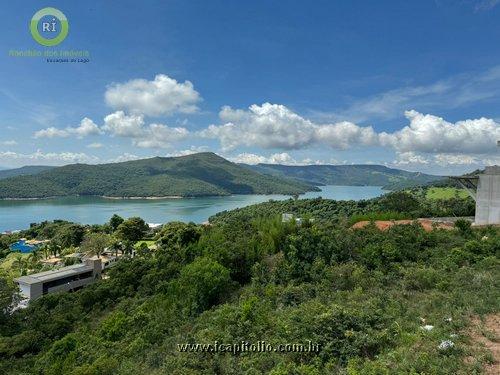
left=14, top=263, right=94, bottom=285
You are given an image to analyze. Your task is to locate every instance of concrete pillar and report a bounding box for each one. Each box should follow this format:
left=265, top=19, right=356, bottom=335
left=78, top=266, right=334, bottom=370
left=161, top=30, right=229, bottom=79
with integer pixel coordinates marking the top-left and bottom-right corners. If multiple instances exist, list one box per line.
left=84, top=258, right=102, bottom=278
left=475, top=166, right=500, bottom=225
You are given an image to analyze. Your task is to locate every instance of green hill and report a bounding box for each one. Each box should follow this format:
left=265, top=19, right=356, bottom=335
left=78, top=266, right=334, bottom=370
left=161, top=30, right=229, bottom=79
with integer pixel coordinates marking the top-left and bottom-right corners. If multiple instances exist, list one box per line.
left=0, top=153, right=316, bottom=199
left=244, top=163, right=443, bottom=190
left=0, top=165, right=55, bottom=180
left=0, top=197, right=495, bottom=374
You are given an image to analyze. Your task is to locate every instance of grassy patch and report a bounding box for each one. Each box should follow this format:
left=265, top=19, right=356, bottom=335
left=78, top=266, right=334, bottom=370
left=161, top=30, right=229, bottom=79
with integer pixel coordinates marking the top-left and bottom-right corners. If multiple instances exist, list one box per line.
left=0, top=252, right=28, bottom=271
left=426, top=187, right=469, bottom=200
left=349, top=211, right=412, bottom=225
left=134, top=240, right=156, bottom=249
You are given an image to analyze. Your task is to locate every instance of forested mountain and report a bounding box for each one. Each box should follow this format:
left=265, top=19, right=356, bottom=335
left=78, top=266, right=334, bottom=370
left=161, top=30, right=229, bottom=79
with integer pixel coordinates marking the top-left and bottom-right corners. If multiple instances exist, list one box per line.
left=0, top=166, right=54, bottom=180
left=0, top=153, right=316, bottom=199
left=244, top=163, right=443, bottom=189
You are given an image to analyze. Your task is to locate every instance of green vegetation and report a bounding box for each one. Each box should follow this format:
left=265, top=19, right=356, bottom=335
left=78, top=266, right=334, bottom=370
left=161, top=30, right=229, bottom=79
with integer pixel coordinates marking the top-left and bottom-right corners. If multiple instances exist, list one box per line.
left=426, top=187, right=470, bottom=200
left=135, top=240, right=156, bottom=249
left=0, top=153, right=316, bottom=199
left=210, top=191, right=475, bottom=225
left=0, top=166, right=54, bottom=180
left=245, top=163, right=443, bottom=190
left=116, top=217, right=149, bottom=242
left=0, top=192, right=496, bottom=374
left=0, top=216, right=156, bottom=278
left=348, top=211, right=411, bottom=225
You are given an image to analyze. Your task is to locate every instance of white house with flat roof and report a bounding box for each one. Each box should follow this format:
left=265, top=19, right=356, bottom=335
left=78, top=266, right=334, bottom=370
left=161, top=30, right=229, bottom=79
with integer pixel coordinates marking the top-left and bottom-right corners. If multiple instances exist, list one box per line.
left=15, top=258, right=102, bottom=300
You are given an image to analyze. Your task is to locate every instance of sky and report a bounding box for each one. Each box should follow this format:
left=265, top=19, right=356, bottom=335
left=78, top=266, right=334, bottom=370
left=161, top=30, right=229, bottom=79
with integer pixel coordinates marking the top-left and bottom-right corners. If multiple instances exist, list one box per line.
left=1, top=0, right=500, bottom=175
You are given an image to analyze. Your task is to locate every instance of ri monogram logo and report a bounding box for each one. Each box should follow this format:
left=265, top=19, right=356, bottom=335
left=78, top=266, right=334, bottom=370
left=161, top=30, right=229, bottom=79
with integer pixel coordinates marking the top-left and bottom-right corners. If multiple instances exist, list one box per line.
left=30, top=7, right=69, bottom=47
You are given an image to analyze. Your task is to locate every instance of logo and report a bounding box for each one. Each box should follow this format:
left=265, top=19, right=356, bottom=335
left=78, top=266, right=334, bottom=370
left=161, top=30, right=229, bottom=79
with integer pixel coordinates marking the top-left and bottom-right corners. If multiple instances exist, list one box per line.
left=30, top=7, right=69, bottom=46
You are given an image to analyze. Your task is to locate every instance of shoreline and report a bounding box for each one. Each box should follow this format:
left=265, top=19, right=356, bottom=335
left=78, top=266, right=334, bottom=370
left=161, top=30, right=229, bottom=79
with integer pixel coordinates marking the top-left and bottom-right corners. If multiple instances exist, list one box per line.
left=0, top=195, right=188, bottom=201
left=0, top=186, right=388, bottom=233
left=0, top=192, right=305, bottom=201
left=101, top=196, right=184, bottom=200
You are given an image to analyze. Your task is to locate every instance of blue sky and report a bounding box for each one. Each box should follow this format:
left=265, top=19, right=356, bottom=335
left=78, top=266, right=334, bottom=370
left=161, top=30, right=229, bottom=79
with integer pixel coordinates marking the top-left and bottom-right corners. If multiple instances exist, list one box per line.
left=1, top=0, right=500, bottom=174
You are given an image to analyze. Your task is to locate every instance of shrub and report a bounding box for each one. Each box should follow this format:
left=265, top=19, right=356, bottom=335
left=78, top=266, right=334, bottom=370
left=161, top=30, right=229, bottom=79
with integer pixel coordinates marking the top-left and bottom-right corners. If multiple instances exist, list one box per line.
left=174, top=257, right=232, bottom=314
left=454, top=219, right=472, bottom=237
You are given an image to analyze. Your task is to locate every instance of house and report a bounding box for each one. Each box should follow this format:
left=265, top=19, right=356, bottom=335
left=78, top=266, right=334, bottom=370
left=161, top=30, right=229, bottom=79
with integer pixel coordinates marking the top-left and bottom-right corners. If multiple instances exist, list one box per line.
left=85, top=254, right=118, bottom=270
left=14, top=258, right=102, bottom=300
left=147, top=223, right=163, bottom=229
left=282, top=213, right=313, bottom=225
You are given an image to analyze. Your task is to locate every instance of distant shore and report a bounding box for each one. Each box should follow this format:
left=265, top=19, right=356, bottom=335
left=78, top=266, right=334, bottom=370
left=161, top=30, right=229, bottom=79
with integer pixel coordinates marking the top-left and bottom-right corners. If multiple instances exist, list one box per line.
left=102, top=196, right=184, bottom=200
left=0, top=196, right=59, bottom=201
left=0, top=195, right=186, bottom=201
left=0, top=192, right=306, bottom=201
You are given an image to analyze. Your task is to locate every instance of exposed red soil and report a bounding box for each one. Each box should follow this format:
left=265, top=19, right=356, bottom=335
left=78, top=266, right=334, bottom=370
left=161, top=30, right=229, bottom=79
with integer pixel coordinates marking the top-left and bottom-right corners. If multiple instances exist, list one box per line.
left=467, top=314, right=500, bottom=375
left=351, top=219, right=455, bottom=232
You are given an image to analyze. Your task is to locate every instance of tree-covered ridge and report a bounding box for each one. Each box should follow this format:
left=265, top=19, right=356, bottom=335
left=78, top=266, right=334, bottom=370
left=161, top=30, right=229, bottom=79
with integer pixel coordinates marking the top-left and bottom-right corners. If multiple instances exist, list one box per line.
left=0, top=193, right=497, bottom=374
left=0, top=166, right=55, bottom=180
left=209, top=190, right=476, bottom=225
left=0, top=153, right=316, bottom=199
left=244, top=163, right=443, bottom=190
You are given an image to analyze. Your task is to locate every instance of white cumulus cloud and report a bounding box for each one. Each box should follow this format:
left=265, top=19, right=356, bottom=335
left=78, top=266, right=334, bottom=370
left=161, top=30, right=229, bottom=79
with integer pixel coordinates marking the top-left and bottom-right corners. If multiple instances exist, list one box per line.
left=105, top=74, right=201, bottom=116
left=103, top=111, right=145, bottom=138
left=0, top=150, right=99, bottom=167
left=392, top=152, right=430, bottom=165
left=34, top=127, right=70, bottom=139
left=207, top=105, right=500, bottom=168
left=72, top=118, right=102, bottom=138
left=102, top=111, right=190, bottom=149
left=1, top=140, right=18, bottom=146
left=87, top=142, right=103, bottom=149
left=202, top=103, right=377, bottom=151
left=34, top=118, right=101, bottom=139
left=106, top=153, right=141, bottom=163
left=228, top=152, right=329, bottom=165
left=134, top=124, right=190, bottom=149
left=379, top=110, right=500, bottom=154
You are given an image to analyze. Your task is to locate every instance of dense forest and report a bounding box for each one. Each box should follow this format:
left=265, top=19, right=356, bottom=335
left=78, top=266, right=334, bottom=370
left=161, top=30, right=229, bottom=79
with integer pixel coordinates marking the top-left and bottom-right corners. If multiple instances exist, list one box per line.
left=244, top=164, right=443, bottom=190
left=0, top=153, right=315, bottom=199
left=0, top=166, right=54, bottom=180
left=0, top=192, right=498, bottom=374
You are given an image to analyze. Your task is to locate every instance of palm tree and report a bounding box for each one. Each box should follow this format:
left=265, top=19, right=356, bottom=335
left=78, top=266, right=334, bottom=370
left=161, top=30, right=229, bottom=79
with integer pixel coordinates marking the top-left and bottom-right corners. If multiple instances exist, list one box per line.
left=109, top=239, right=122, bottom=257
left=12, top=254, right=28, bottom=276
left=39, top=243, right=50, bottom=259
left=49, top=242, right=61, bottom=258
left=27, top=250, right=41, bottom=269
left=122, top=240, right=134, bottom=257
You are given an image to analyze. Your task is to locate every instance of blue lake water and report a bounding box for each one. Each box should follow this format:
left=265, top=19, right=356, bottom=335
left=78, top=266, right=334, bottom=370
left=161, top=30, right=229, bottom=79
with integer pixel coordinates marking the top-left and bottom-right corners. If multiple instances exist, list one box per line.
left=0, top=186, right=386, bottom=232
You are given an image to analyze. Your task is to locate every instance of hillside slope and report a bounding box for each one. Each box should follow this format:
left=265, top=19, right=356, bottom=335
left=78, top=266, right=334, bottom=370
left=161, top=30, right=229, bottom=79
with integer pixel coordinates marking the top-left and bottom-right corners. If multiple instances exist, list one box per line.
left=245, top=163, right=443, bottom=189
left=0, top=153, right=316, bottom=199
left=0, top=166, right=55, bottom=180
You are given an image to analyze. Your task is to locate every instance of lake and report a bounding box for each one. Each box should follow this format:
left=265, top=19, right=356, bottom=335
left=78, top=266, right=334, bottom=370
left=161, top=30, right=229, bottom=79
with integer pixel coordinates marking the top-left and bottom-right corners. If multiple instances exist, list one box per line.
left=0, top=186, right=386, bottom=232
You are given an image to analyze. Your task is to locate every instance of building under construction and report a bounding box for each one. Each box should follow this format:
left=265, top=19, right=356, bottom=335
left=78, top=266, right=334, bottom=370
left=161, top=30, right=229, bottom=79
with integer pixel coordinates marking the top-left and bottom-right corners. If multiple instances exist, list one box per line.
left=453, top=166, right=500, bottom=225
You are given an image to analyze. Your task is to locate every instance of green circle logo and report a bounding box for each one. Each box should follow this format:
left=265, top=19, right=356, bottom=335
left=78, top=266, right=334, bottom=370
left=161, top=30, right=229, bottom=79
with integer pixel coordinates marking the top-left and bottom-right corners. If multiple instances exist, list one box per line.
left=30, top=7, right=69, bottom=46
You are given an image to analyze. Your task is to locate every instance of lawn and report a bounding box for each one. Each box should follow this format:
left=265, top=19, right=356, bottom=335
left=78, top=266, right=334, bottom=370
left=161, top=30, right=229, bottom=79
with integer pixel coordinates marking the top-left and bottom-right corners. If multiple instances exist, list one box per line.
left=426, top=187, right=469, bottom=200
left=134, top=240, right=156, bottom=249
left=0, top=252, right=28, bottom=271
